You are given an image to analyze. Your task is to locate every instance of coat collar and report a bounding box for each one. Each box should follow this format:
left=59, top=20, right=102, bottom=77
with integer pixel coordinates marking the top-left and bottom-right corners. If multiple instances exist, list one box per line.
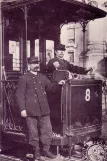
left=28, top=71, right=41, bottom=78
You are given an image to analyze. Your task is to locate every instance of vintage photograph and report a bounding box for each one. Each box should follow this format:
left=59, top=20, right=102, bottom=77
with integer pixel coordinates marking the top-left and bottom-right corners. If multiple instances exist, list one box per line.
left=0, top=0, right=107, bottom=161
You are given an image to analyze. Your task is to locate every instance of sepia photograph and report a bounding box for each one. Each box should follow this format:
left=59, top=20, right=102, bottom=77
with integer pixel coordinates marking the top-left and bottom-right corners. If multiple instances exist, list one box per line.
left=0, top=0, right=107, bottom=160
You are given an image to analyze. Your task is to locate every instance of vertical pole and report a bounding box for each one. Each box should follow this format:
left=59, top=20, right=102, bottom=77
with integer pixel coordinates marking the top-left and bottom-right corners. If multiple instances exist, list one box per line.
left=25, top=5, right=28, bottom=57
left=0, top=0, right=3, bottom=151
left=30, top=38, right=35, bottom=56
left=0, top=0, right=2, bottom=77
left=83, top=22, right=86, bottom=68
left=19, top=32, right=24, bottom=73
left=55, top=25, right=60, bottom=50
left=39, top=19, right=46, bottom=72
left=81, top=21, right=88, bottom=68
left=23, top=5, right=28, bottom=73
left=39, top=36, right=46, bottom=72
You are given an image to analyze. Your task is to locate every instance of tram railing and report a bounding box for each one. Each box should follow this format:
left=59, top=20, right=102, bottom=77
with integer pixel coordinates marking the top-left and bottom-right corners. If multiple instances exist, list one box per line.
left=2, top=80, right=27, bottom=136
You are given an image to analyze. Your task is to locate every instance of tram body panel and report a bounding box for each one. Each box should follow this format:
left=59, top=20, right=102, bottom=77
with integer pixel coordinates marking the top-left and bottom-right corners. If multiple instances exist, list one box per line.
left=51, top=79, right=102, bottom=145
left=1, top=79, right=102, bottom=148
left=2, top=80, right=27, bottom=145
left=63, top=80, right=102, bottom=132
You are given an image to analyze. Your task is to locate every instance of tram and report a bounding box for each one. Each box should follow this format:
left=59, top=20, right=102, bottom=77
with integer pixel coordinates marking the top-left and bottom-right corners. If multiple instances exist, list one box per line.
left=0, top=0, right=106, bottom=159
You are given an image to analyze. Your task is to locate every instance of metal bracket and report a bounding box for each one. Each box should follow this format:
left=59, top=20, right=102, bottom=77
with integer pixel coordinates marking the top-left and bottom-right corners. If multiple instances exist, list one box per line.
left=80, top=20, right=89, bottom=33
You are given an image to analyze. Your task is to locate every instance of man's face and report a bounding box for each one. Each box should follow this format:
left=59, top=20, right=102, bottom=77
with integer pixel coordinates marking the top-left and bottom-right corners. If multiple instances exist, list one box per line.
left=29, top=63, right=40, bottom=72
left=55, top=50, right=65, bottom=59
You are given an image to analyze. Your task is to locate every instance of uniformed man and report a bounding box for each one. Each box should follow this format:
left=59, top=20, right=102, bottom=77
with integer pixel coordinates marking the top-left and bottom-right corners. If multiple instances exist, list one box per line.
left=16, top=56, right=65, bottom=161
left=46, top=44, right=92, bottom=82
left=46, top=44, right=93, bottom=134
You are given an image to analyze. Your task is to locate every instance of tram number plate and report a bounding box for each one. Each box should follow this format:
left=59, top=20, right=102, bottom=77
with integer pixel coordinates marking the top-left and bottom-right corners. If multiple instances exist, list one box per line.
left=85, top=88, right=91, bottom=102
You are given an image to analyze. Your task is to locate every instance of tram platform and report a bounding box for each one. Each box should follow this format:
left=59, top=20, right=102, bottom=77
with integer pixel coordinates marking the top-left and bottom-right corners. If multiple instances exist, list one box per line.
left=1, top=115, right=107, bottom=161
left=0, top=154, right=84, bottom=161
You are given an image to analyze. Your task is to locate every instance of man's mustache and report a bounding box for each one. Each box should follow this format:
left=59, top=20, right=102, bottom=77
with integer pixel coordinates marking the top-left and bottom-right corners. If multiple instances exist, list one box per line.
left=34, top=66, right=39, bottom=69
left=34, top=66, right=40, bottom=71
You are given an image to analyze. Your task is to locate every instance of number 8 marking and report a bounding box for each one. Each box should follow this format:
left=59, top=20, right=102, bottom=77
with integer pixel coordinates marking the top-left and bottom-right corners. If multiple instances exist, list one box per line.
left=85, top=89, right=90, bottom=101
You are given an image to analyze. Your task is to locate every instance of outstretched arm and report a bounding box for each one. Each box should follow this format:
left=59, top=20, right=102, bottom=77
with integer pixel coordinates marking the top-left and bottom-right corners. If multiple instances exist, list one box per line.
left=69, top=63, right=92, bottom=74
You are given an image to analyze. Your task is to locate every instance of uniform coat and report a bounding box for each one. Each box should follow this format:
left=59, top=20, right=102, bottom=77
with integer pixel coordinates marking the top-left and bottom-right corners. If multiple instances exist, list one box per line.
left=47, top=57, right=88, bottom=73
left=46, top=57, right=88, bottom=82
left=46, top=57, right=89, bottom=133
left=16, top=72, right=56, bottom=117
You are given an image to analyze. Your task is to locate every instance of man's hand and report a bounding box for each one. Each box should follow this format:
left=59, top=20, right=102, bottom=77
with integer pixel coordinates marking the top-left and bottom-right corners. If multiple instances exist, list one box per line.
left=58, top=80, right=66, bottom=85
left=53, top=61, right=60, bottom=69
left=21, top=110, right=27, bottom=117
left=85, top=67, right=93, bottom=73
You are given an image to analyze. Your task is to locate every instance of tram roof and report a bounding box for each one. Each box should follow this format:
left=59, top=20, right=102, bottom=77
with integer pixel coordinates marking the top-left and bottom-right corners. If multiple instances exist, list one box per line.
left=2, top=0, right=107, bottom=23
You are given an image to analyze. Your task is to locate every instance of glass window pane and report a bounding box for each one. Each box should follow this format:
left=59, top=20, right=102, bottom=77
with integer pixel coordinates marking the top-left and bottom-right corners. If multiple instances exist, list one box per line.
left=9, top=40, right=20, bottom=71
left=27, top=40, right=30, bottom=58
left=35, top=39, right=39, bottom=58
left=46, top=40, right=54, bottom=64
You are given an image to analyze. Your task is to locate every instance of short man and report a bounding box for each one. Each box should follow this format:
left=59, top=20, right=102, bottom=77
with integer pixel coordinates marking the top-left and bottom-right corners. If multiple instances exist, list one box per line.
left=16, top=56, right=64, bottom=161
left=46, top=44, right=92, bottom=82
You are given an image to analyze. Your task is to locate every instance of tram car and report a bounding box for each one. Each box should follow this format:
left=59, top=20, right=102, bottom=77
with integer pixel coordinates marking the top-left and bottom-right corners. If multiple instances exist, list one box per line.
left=0, top=0, right=106, bottom=159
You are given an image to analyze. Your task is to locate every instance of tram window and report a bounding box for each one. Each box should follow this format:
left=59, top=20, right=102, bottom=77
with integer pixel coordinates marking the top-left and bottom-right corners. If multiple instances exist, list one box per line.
left=46, top=40, right=54, bottom=64
left=27, top=40, right=30, bottom=58
left=68, top=51, right=74, bottom=63
left=9, top=41, right=20, bottom=71
left=34, top=39, right=54, bottom=64
left=9, top=40, right=30, bottom=71
left=35, top=39, right=39, bottom=58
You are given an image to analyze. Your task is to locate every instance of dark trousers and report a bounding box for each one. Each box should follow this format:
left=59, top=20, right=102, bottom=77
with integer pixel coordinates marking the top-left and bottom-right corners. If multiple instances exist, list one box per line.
left=26, top=115, right=52, bottom=151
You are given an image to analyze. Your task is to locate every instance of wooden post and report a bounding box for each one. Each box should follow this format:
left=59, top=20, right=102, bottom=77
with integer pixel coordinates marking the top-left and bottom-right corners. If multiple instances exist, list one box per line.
left=38, top=19, right=46, bottom=72
left=30, top=38, right=35, bottom=56
left=39, top=36, right=46, bottom=72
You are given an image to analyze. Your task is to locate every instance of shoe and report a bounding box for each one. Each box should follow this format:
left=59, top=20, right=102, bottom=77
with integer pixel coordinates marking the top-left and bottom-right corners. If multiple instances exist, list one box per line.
left=34, top=150, right=41, bottom=160
left=42, top=151, right=56, bottom=159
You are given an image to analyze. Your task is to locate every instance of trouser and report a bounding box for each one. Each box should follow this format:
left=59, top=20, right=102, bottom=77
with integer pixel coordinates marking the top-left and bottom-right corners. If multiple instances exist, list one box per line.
left=26, top=115, right=52, bottom=151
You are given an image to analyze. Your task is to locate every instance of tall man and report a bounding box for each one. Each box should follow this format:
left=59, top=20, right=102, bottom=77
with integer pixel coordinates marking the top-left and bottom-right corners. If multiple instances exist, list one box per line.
left=46, top=44, right=92, bottom=134
left=16, top=56, right=65, bottom=161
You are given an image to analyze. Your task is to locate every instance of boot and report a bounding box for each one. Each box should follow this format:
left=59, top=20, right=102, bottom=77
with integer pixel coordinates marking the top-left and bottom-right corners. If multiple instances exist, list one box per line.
left=42, top=150, right=56, bottom=159
left=33, top=150, right=41, bottom=161
left=33, top=146, right=41, bottom=161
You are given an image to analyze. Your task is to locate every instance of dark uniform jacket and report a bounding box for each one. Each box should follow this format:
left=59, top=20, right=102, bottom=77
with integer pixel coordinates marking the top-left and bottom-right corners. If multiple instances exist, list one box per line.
left=46, top=57, right=88, bottom=82
left=16, top=72, right=57, bottom=117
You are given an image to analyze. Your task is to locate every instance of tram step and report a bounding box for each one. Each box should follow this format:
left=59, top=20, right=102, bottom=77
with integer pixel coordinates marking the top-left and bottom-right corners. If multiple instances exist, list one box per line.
left=0, top=154, right=23, bottom=161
